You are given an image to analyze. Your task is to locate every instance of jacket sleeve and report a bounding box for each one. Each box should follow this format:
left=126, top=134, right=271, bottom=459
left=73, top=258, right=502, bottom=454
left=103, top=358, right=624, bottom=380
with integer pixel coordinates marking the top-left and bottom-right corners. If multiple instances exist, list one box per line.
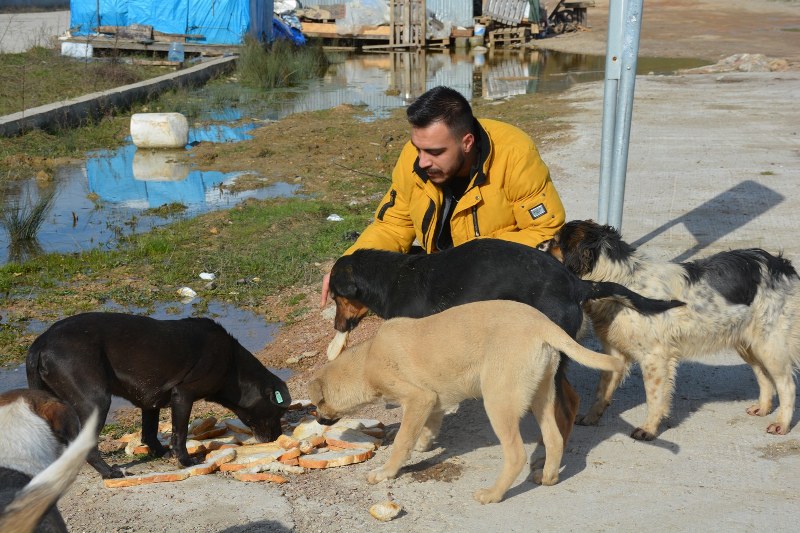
left=496, top=143, right=566, bottom=248
left=343, top=144, right=418, bottom=255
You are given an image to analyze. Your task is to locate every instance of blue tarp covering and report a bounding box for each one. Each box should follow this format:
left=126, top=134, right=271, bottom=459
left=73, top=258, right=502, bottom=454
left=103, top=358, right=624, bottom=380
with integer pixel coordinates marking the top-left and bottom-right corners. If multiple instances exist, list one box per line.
left=70, top=0, right=273, bottom=45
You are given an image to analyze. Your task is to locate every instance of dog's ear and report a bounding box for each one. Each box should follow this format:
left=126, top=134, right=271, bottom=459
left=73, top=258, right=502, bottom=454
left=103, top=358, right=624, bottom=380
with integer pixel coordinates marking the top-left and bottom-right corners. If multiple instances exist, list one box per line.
left=267, top=382, right=291, bottom=407
left=307, top=378, right=323, bottom=406
left=330, top=262, right=358, bottom=299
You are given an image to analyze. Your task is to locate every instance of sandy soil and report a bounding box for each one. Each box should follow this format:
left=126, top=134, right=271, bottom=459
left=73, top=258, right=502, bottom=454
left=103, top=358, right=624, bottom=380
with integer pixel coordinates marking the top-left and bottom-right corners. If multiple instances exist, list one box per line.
left=53, top=1, right=800, bottom=532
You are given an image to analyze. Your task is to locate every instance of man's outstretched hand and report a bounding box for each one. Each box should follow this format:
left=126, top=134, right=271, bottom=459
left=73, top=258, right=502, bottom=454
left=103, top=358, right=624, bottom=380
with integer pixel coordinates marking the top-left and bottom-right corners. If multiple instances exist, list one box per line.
left=320, top=272, right=331, bottom=308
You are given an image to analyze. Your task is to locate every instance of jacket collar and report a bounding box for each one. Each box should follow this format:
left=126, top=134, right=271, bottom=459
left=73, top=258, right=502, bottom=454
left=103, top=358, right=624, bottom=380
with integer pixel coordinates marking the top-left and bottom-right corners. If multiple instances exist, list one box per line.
left=413, top=119, right=490, bottom=187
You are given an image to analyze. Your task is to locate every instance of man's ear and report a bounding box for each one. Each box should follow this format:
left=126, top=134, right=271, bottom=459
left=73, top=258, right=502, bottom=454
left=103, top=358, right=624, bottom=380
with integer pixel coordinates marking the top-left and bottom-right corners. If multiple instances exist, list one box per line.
left=461, top=132, right=475, bottom=153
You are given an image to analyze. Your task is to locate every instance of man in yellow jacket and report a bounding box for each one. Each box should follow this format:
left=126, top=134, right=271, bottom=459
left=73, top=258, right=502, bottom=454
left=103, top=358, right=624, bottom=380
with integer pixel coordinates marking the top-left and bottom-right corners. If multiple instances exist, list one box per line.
left=321, top=85, right=566, bottom=303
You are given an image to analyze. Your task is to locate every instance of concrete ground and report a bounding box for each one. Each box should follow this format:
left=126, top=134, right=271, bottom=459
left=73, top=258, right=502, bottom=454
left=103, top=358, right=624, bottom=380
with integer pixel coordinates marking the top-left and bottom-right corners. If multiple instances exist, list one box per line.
left=0, top=9, right=69, bottom=53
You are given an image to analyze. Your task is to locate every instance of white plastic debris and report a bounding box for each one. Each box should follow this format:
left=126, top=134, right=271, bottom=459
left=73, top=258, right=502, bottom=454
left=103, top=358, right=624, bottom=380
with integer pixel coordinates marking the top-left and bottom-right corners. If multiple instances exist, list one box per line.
left=326, top=214, right=344, bottom=222
left=199, top=272, right=216, bottom=280
left=177, top=287, right=197, bottom=299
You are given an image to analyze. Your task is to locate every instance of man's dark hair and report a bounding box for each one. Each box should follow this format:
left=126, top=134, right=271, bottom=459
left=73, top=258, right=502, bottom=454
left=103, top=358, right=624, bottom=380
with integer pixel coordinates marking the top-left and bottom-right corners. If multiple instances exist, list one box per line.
left=406, top=86, right=475, bottom=138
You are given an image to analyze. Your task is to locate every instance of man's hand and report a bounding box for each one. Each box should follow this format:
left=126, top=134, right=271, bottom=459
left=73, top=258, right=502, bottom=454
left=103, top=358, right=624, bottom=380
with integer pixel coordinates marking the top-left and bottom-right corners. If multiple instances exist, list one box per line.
left=320, top=272, right=331, bottom=308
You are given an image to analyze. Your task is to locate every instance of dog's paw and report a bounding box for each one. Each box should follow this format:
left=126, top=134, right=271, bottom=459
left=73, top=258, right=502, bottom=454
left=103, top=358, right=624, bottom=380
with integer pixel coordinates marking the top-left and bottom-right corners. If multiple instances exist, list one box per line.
left=367, top=467, right=394, bottom=484
left=746, top=404, right=772, bottom=417
left=531, top=468, right=558, bottom=486
left=630, top=427, right=656, bottom=441
left=473, top=488, right=504, bottom=504
left=102, top=466, right=125, bottom=479
left=575, top=413, right=600, bottom=426
left=178, top=455, right=202, bottom=467
left=766, top=422, right=787, bottom=435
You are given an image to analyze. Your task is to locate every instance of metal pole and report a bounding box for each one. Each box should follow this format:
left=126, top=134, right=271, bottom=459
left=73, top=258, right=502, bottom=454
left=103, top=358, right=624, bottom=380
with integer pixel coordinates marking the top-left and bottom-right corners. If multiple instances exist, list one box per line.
left=598, top=0, right=643, bottom=231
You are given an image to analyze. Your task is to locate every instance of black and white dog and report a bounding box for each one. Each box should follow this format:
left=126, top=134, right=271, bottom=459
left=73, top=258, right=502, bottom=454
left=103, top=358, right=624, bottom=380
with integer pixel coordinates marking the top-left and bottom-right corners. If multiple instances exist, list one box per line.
left=0, top=389, right=97, bottom=533
left=547, top=219, right=800, bottom=440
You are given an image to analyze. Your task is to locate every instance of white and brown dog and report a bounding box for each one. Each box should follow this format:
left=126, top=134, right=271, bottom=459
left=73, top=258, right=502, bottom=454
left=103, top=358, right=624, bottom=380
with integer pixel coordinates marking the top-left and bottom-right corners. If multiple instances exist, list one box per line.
left=0, top=389, right=97, bottom=533
left=545, top=219, right=800, bottom=440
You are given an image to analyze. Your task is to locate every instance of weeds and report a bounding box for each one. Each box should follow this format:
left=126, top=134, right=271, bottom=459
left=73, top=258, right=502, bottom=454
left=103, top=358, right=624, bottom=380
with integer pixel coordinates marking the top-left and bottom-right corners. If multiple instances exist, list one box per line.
left=237, top=37, right=328, bottom=89
left=0, top=188, right=56, bottom=263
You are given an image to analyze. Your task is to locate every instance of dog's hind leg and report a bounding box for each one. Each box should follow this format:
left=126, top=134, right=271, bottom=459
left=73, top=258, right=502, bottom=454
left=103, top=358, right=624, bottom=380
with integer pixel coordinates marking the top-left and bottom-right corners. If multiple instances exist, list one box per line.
left=475, top=396, right=528, bottom=504
left=529, top=380, right=563, bottom=488
left=75, top=395, right=120, bottom=479
left=415, top=409, right=444, bottom=452
left=753, top=347, right=796, bottom=435
left=367, top=386, right=437, bottom=484
left=737, top=345, right=775, bottom=417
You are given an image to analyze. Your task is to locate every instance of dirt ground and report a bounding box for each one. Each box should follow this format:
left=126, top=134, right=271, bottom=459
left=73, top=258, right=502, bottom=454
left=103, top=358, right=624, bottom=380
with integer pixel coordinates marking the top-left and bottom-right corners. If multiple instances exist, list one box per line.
left=54, top=1, right=800, bottom=531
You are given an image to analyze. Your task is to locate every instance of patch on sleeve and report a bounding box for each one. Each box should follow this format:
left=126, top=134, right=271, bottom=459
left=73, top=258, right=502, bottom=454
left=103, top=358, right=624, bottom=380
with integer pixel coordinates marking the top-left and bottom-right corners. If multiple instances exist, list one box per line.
left=528, top=203, right=547, bottom=220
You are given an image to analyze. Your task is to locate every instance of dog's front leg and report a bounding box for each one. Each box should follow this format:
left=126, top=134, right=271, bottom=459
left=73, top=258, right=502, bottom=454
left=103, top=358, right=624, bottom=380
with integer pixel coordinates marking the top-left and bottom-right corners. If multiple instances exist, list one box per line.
left=368, top=388, right=436, bottom=484
left=141, top=408, right=169, bottom=458
left=169, top=389, right=201, bottom=466
left=633, top=352, right=677, bottom=440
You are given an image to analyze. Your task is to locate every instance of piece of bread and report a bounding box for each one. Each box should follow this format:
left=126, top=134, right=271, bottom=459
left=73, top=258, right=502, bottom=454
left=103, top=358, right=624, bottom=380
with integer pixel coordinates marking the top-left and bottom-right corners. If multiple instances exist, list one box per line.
left=298, top=435, right=326, bottom=454
left=192, top=426, right=229, bottom=441
left=218, top=450, right=285, bottom=472
left=324, top=428, right=382, bottom=450
left=103, top=470, right=191, bottom=488
left=223, top=418, right=253, bottom=435
left=369, top=501, right=402, bottom=522
left=291, top=417, right=327, bottom=440
left=232, top=471, right=289, bottom=483
left=276, top=433, right=301, bottom=449
left=188, top=416, right=217, bottom=436
left=278, top=447, right=301, bottom=462
left=298, top=448, right=374, bottom=469
left=326, top=330, right=349, bottom=361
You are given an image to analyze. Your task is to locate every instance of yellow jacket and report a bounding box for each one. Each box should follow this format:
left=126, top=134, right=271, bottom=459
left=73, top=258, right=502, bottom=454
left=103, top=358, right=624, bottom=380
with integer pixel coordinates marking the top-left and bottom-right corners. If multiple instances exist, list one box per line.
left=345, top=118, right=565, bottom=255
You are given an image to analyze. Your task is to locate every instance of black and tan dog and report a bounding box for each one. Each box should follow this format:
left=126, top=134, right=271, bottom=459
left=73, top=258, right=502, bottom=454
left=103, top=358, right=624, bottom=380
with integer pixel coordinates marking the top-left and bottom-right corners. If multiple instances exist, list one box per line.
left=325, top=238, right=683, bottom=449
left=310, top=300, right=624, bottom=504
left=548, top=219, right=800, bottom=439
left=27, top=312, right=291, bottom=479
left=0, top=389, right=97, bottom=533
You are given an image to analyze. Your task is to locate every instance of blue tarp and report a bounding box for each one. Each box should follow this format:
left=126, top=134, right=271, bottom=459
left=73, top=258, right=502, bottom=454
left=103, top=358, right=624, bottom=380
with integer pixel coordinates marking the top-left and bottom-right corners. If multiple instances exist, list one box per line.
left=70, top=0, right=273, bottom=45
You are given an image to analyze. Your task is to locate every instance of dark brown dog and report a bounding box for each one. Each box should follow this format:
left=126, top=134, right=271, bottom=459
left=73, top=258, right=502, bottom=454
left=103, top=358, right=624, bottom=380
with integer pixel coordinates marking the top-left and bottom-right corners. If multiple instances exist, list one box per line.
left=26, top=312, right=291, bottom=478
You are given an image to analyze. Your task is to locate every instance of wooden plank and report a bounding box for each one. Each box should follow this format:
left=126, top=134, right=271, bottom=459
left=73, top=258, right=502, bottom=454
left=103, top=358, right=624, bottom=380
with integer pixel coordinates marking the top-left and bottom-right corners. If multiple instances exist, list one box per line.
left=300, top=21, right=391, bottom=39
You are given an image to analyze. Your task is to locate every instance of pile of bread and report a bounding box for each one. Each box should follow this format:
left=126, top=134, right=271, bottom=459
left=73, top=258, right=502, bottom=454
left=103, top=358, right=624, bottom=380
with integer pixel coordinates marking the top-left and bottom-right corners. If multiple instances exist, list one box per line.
left=104, top=400, right=385, bottom=488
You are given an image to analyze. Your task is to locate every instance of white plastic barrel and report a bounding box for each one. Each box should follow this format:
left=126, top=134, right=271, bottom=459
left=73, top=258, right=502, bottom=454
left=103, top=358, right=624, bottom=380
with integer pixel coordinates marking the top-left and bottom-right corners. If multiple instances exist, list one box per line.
left=132, top=149, right=190, bottom=181
left=130, top=113, right=189, bottom=149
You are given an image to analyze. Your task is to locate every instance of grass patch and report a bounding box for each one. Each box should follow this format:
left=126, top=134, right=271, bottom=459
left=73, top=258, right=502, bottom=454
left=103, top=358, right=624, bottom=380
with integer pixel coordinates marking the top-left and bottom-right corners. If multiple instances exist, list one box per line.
left=237, top=37, right=329, bottom=89
left=0, top=46, right=171, bottom=116
left=0, top=197, right=370, bottom=361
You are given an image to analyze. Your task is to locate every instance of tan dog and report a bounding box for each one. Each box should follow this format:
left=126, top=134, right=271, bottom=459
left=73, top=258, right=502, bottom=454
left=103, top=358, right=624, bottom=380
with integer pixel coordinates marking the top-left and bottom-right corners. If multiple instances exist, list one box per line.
left=308, top=300, right=624, bottom=504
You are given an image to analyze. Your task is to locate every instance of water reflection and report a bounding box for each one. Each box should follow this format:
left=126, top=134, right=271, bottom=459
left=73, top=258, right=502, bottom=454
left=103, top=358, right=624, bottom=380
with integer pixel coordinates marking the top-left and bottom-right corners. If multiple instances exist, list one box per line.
left=0, top=49, right=706, bottom=265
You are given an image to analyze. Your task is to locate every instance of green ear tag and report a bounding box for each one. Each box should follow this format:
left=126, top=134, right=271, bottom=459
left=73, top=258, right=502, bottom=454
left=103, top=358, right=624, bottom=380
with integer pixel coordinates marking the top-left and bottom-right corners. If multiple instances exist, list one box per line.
left=275, top=391, right=283, bottom=403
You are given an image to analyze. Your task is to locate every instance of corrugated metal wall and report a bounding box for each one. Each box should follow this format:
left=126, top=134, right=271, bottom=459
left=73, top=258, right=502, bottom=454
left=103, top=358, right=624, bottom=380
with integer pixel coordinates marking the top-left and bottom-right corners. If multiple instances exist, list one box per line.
left=311, top=0, right=475, bottom=28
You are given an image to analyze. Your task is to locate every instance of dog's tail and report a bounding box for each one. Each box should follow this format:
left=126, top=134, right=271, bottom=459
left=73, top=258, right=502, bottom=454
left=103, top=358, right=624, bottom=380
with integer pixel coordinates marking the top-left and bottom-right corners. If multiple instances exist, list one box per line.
left=541, top=320, right=623, bottom=373
left=585, top=281, right=685, bottom=315
left=0, top=410, right=98, bottom=533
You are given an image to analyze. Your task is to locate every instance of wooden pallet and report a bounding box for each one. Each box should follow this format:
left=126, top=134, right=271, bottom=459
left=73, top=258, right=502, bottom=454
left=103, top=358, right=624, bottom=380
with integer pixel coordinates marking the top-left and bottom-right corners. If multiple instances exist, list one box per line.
left=487, top=27, right=530, bottom=48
